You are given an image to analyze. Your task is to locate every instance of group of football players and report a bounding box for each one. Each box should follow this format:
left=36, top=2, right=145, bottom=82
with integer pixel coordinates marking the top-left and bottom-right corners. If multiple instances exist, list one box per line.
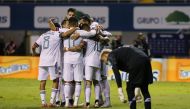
left=32, top=8, right=116, bottom=108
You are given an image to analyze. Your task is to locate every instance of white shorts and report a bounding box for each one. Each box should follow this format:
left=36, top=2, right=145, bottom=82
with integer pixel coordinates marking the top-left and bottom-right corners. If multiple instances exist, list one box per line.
left=85, top=66, right=101, bottom=81
left=38, top=66, right=58, bottom=81
left=63, top=63, right=84, bottom=82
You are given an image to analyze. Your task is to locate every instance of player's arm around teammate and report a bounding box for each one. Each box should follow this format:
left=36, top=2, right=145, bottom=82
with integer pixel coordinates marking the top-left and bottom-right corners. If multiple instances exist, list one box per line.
left=64, top=40, right=86, bottom=52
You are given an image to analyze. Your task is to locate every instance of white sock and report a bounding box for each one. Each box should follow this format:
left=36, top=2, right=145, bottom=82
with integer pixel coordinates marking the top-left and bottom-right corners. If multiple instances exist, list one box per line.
left=94, top=84, right=100, bottom=100
left=85, top=84, right=91, bottom=103
left=40, top=90, right=46, bottom=104
left=64, top=83, right=71, bottom=106
left=70, top=83, right=75, bottom=99
left=61, top=83, right=65, bottom=102
left=74, top=82, right=81, bottom=102
left=104, top=80, right=110, bottom=98
left=55, top=89, right=60, bottom=102
left=50, top=88, right=58, bottom=104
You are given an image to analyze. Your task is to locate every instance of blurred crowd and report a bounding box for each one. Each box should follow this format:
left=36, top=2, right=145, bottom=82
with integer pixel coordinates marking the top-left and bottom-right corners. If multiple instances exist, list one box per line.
left=0, top=37, right=17, bottom=56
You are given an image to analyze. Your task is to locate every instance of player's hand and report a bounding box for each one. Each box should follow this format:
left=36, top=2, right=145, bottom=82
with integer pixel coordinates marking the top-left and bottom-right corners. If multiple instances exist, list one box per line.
left=64, top=47, right=69, bottom=52
left=98, top=24, right=104, bottom=30
left=71, top=33, right=80, bottom=40
left=95, top=26, right=101, bottom=34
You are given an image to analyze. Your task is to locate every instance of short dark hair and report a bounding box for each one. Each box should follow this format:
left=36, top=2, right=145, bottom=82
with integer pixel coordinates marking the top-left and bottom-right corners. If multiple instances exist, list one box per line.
left=61, top=19, right=68, bottom=26
left=67, top=8, right=76, bottom=13
left=68, top=17, right=78, bottom=27
left=80, top=16, right=91, bottom=24
left=80, top=23, right=90, bottom=31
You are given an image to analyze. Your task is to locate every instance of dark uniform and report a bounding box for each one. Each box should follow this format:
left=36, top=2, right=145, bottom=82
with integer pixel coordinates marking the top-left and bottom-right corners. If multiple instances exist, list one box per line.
left=108, top=46, right=153, bottom=109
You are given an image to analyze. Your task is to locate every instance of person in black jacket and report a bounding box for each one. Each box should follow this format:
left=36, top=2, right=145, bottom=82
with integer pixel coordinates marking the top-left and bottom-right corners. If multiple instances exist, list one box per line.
left=133, top=33, right=151, bottom=102
left=100, top=46, right=153, bottom=109
left=133, top=33, right=150, bottom=57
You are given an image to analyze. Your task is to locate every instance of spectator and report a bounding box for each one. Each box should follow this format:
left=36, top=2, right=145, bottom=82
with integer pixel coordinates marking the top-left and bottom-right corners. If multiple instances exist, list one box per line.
left=133, top=33, right=151, bottom=57
left=0, top=36, right=5, bottom=55
left=111, top=35, right=123, bottom=50
left=5, top=40, right=17, bottom=55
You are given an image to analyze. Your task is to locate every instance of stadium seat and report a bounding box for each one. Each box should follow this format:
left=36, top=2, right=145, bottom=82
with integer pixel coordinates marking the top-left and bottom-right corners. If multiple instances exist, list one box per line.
left=118, top=0, right=131, bottom=3
left=53, top=0, right=68, bottom=4
left=140, top=0, right=154, bottom=3
left=169, top=0, right=187, bottom=3
left=68, top=0, right=85, bottom=3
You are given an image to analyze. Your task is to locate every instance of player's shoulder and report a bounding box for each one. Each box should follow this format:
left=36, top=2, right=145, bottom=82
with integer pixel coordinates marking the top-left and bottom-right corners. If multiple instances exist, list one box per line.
left=90, top=22, right=99, bottom=29
left=59, top=28, right=68, bottom=32
left=76, top=29, right=86, bottom=33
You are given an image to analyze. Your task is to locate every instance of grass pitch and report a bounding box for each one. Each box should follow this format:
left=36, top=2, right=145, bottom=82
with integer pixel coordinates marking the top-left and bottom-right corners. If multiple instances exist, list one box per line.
left=0, top=79, right=190, bottom=109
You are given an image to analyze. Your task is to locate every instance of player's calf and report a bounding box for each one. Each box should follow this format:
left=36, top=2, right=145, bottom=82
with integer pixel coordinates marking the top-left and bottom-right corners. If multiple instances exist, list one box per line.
left=93, top=80, right=101, bottom=108
left=73, top=82, right=82, bottom=107
left=85, top=80, right=92, bottom=107
left=40, top=80, right=47, bottom=106
left=64, top=81, right=73, bottom=108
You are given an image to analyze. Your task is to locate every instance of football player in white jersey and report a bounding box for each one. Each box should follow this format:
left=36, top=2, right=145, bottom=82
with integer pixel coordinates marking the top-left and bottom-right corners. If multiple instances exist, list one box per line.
left=32, top=19, right=61, bottom=108
left=32, top=18, right=78, bottom=108
left=78, top=23, right=102, bottom=108
left=63, top=17, right=97, bottom=108
left=55, top=19, right=70, bottom=107
left=78, top=16, right=113, bottom=108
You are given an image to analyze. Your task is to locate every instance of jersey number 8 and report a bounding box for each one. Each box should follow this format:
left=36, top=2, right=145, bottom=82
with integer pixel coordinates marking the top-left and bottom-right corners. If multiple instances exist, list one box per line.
left=43, top=36, right=50, bottom=49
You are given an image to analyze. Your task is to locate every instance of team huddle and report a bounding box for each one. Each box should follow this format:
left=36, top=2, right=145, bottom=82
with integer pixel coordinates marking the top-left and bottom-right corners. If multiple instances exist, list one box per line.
left=32, top=8, right=113, bottom=108
left=32, top=8, right=153, bottom=109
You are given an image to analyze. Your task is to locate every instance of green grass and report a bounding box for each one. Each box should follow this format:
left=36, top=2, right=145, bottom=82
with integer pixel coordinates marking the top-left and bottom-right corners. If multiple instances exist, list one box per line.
left=0, top=79, right=190, bottom=109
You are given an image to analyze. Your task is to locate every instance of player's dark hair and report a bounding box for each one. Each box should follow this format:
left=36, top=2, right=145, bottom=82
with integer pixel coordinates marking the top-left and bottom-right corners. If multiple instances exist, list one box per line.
left=80, top=16, right=91, bottom=24
left=80, top=23, right=90, bottom=31
left=61, top=19, right=68, bottom=26
left=68, top=17, right=78, bottom=27
left=67, top=8, right=76, bottom=13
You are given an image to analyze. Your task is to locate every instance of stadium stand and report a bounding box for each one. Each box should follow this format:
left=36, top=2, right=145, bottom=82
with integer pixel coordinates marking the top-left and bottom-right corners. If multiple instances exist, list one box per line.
left=0, top=0, right=165, bottom=4
left=1, top=0, right=190, bottom=4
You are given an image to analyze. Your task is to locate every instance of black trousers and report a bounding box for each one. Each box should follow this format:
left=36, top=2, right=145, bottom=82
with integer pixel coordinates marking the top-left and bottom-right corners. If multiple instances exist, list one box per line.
left=126, top=82, right=151, bottom=109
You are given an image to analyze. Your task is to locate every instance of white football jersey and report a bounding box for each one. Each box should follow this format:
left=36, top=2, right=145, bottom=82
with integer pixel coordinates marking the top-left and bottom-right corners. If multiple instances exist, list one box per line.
left=82, top=22, right=111, bottom=68
left=64, top=37, right=83, bottom=64
left=77, top=29, right=96, bottom=38
left=36, top=30, right=62, bottom=67
left=64, top=30, right=96, bottom=64
left=83, top=38, right=102, bottom=68
left=59, top=28, right=68, bottom=33
left=90, top=22, right=99, bottom=30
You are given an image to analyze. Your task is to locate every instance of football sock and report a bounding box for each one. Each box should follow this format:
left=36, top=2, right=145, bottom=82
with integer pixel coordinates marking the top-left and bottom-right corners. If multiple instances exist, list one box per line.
left=85, top=84, right=91, bottom=103
left=129, top=97, right=136, bottom=109
left=50, top=88, right=58, bottom=104
left=104, top=80, right=110, bottom=98
left=64, top=82, right=71, bottom=106
left=70, top=83, right=75, bottom=99
left=74, top=82, right=81, bottom=105
left=61, top=83, right=65, bottom=102
left=55, top=89, right=60, bottom=102
left=144, top=98, right=151, bottom=109
left=94, top=84, right=100, bottom=100
left=40, top=90, right=46, bottom=105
